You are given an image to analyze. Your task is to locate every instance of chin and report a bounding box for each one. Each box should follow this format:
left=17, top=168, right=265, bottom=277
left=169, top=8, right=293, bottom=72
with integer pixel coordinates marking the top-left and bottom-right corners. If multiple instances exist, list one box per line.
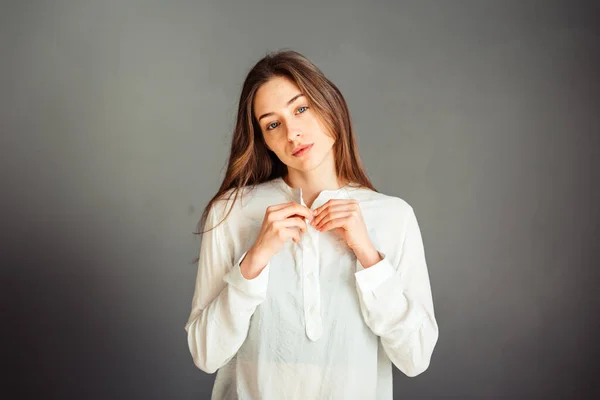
left=292, top=156, right=323, bottom=172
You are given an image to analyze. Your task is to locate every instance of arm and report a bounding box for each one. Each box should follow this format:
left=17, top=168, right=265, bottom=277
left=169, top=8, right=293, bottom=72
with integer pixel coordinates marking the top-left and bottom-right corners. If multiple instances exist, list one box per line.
left=354, top=205, right=439, bottom=377
left=184, top=201, right=270, bottom=373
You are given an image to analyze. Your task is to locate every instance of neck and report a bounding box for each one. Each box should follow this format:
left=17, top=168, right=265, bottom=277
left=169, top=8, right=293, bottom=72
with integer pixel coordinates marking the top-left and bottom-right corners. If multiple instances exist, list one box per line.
left=283, top=169, right=348, bottom=208
left=283, top=170, right=347, bottom=191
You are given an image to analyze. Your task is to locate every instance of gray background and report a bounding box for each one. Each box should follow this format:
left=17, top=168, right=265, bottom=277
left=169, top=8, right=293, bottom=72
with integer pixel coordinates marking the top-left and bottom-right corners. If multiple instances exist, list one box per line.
left=3, top=0, right=599, bottom=398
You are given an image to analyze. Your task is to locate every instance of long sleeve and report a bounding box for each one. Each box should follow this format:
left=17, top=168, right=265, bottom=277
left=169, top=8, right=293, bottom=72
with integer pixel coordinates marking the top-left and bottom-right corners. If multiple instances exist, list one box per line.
left=354, top=205, right=439, bottom=377
left=184, top=201, right=270, bottom=374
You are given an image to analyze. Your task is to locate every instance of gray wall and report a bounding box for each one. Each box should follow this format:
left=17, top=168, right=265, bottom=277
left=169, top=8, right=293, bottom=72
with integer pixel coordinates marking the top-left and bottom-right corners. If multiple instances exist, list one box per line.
left=3, top=0, right=598, bottom=398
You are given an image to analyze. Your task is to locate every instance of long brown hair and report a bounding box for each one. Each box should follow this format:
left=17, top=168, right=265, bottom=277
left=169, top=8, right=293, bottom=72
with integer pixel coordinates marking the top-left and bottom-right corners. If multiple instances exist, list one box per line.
left=193, top=49, right=376, bottom=257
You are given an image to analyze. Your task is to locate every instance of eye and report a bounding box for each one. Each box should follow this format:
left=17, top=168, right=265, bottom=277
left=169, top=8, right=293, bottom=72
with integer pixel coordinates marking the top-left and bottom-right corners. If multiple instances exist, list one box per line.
left=296, top=106, right=309, bottom=114
left=266, top=121, right=280, bottom=131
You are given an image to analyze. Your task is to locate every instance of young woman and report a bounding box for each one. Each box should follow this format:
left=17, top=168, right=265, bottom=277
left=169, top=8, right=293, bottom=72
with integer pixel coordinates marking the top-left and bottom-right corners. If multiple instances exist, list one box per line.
left=185, top=50, right=439, bottom=399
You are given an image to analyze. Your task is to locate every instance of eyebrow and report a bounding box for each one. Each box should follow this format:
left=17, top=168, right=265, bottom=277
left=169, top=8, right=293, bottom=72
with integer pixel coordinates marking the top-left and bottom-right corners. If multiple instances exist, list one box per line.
left=257, top=93, right=305, bottom=122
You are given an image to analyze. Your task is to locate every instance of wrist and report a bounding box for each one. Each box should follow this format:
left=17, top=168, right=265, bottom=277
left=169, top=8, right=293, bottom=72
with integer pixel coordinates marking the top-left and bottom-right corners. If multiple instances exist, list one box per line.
left=240, top=247, right=269, bottom=279
left=353, top=244, right=381, bottom=269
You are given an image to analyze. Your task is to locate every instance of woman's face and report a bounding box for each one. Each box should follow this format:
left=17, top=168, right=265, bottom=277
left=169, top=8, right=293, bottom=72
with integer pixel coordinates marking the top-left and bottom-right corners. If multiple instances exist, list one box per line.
left=253, top=76, right=335, bottom=174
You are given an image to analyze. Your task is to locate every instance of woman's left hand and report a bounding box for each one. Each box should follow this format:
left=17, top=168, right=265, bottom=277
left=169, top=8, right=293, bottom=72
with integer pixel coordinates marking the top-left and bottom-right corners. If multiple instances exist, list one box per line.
left=311, top=199, right=374, bottom=252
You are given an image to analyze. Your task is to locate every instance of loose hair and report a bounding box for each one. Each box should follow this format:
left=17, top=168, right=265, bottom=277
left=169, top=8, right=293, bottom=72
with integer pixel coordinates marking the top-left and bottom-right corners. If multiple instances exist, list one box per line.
left=192, top=50, right=376, bottom=261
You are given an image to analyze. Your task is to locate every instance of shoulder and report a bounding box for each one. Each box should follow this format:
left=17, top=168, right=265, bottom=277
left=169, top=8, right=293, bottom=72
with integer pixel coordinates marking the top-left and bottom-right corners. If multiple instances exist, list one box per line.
left=351, top=186, right=413, bottom=215
left=350, top=187, right=417, bottom=237
left=209, top=179, right=284, bottom=224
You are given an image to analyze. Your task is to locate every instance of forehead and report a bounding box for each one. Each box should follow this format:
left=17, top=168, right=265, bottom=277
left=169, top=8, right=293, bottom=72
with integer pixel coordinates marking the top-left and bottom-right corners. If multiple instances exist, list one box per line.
left=254, top=76, right=301, bottom=114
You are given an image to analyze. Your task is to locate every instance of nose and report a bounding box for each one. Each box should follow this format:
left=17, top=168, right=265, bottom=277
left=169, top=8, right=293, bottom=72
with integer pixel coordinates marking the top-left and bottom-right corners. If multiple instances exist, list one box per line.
left=286, top=120, right=302, bottom=142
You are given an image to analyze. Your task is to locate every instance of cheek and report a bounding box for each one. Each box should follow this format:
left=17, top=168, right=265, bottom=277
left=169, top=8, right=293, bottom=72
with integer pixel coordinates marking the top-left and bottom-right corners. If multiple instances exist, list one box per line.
left=309, top=116, right=332, bottom=140
left=264, top=135, right=285, bottom=155
left=313, top=122, right=335, bottom=146
left=262, top=135, right=275, bottom=152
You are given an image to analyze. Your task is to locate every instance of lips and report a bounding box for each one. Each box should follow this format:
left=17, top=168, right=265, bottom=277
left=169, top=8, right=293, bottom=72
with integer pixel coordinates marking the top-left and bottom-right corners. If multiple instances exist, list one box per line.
left=292, top=143, right=313, bottom=156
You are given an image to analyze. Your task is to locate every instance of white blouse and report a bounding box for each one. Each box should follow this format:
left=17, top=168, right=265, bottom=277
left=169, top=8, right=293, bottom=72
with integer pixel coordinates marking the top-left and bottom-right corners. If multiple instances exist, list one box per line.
left=185, top=177, right=439, bottom=399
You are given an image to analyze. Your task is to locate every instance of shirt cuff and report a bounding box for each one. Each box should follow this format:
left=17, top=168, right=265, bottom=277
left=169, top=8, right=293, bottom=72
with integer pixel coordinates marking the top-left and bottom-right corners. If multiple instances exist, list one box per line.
left=223, top=250, right=270, bottom=297
left=355, top=251, right=396, bottom=294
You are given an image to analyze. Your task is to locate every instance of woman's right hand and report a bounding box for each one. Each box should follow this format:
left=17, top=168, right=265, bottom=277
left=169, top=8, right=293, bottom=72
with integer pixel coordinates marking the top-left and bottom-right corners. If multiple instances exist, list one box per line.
left=240, top=201, right=313, bottom=279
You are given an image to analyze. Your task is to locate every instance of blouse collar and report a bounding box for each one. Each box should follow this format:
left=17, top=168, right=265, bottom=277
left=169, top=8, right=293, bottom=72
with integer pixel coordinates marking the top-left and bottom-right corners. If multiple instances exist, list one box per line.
left=272, top=176, right=357, bottom=208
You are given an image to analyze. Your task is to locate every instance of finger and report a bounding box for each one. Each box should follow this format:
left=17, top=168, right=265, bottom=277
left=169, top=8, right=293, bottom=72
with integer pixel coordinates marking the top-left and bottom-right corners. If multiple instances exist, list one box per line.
left=278, top=217, right=308, bottom=232
left=267, top=201, right=297, bottom=212
left=315, top=211, right=352, bottom=230
left=278, top=226, right=300, bottom=243
left=278, top=203, right=313, bottom=221
left=313, top=199, right=357, bottom=216
left=286, top=228, right=301, bottom=243
left=287, top=213, right=310, bottom=221
left=319, top=215, right=350, bottom=232
left=312, top=205, right=356, bottom=226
